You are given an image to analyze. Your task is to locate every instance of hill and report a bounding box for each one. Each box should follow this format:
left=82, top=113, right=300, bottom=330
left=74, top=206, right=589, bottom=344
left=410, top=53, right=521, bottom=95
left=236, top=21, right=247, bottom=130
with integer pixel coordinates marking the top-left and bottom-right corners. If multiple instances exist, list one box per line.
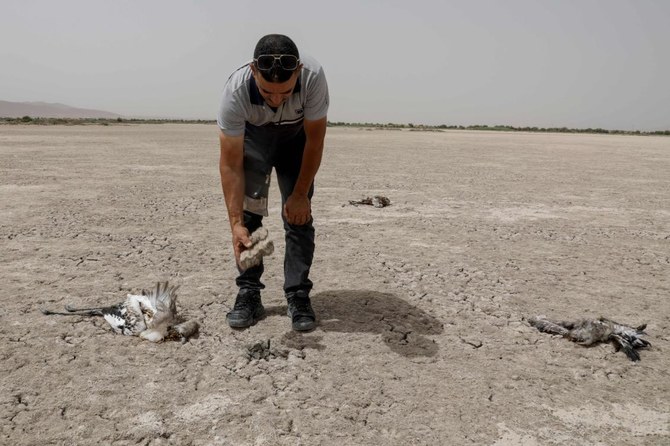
left=0, top=100, right=121, bottom=119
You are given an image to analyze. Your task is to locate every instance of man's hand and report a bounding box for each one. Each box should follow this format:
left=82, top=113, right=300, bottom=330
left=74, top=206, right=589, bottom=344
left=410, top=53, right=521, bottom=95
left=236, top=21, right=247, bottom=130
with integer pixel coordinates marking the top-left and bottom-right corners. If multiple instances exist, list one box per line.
left=232, top=224, right=252, bottom=267
left=283, top=193, right=311, bottom=226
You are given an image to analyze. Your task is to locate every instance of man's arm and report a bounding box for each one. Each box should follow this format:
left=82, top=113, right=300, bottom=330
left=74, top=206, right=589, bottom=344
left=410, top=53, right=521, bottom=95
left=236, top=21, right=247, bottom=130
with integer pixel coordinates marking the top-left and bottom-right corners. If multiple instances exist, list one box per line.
left=283, top=116, right=328, bottom=225
left=219, top=131, right=252, bottom=263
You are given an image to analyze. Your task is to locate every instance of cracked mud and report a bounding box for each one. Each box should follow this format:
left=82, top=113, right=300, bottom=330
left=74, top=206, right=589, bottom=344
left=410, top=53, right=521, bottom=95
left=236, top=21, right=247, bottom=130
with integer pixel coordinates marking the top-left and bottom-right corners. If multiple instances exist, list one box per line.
left=1, top=125, right=669, bottom=445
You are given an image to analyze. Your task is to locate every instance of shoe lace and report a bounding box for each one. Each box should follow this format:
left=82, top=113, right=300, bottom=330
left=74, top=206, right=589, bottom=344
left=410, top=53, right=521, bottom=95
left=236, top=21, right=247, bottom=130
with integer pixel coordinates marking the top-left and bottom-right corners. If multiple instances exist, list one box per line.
left=289, top=296, right=312, bottom=314
left=234, top=293, right=258, bottom=311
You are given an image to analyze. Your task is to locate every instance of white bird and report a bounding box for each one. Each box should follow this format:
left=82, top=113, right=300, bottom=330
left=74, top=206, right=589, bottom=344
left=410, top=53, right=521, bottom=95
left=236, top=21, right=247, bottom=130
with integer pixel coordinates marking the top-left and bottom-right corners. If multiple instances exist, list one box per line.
left=42, top=281, right=199, bottom=343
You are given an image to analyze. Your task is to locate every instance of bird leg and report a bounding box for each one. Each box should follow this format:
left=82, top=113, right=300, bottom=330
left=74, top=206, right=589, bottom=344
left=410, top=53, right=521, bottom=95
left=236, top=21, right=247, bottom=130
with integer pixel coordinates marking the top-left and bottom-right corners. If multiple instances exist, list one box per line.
left=41, top=307, right=104, bottom=316
left=41, top=303, right=121, bottom=316
left=527, top=316, right=571, bottom=337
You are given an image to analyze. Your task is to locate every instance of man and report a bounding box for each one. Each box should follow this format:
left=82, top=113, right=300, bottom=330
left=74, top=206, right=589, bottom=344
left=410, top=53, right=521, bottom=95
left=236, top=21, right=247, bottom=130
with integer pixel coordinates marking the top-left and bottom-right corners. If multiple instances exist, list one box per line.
left=217, top=34, right=329, bottom=331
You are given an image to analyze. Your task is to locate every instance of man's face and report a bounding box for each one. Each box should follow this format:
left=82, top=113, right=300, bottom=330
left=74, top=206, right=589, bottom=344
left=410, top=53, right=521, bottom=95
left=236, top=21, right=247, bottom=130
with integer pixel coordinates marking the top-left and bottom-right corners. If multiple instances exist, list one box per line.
left=250, top=64, right=302, bottom=108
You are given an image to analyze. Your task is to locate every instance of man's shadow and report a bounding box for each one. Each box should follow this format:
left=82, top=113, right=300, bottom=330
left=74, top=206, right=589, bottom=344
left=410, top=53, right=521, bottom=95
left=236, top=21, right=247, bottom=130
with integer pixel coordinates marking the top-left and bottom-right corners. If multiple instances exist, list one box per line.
left=288, top=290, right=444, bottom=358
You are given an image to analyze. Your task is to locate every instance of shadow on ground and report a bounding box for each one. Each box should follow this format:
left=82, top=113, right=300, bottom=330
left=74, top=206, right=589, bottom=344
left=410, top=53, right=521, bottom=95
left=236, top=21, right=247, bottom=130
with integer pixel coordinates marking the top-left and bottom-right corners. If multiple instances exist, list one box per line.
left=306, top=289, right=444, bottom=357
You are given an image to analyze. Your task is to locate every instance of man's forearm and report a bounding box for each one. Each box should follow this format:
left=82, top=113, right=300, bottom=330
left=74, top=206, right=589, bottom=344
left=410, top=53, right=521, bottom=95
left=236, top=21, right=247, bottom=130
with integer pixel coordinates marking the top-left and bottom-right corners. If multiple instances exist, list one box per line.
left=220, top=163, right=246, bottom=229
left=219, top=132, right=246, bottom=229
left=293, top=140, right=324, bottom=196
left=293, top=118, right=327, bottom=196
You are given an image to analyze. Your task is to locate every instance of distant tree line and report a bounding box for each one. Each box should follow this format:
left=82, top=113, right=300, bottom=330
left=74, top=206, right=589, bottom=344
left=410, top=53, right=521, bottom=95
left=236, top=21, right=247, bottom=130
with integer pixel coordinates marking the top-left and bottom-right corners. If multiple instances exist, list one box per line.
left=2, top=116, right=668, bottom=136
left=326, top=121, right=670, bottom=136
left=0, top=117, right=217, bottom=126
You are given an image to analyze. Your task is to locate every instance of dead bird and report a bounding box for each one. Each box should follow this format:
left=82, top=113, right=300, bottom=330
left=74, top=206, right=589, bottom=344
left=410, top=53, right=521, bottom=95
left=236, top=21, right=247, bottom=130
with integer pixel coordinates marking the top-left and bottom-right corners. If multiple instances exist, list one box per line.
left=348, top=195, right=391, bottom=208
left=41, top=281, right=199, bottom=343
left=528, top=316, right=650, bottom=361
left=239, top=227, right=274, bottom=270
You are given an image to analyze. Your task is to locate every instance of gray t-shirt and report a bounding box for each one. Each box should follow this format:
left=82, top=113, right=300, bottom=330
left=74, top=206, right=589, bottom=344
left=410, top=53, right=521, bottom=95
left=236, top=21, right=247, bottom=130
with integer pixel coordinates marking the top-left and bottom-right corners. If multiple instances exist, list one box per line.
left=217, top=55, right=329, bottom=137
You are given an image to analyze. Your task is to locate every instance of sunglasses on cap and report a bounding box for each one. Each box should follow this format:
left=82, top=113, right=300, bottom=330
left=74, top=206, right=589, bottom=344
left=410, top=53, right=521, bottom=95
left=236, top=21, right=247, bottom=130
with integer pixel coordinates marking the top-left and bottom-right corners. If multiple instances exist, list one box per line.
left=254, top=54, right=300, bottom=71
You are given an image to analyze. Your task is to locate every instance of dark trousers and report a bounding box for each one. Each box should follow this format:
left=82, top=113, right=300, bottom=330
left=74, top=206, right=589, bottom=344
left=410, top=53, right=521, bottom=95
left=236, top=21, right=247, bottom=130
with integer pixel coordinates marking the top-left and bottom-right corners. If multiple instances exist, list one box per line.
left=235, top=122, right=315, bottom=296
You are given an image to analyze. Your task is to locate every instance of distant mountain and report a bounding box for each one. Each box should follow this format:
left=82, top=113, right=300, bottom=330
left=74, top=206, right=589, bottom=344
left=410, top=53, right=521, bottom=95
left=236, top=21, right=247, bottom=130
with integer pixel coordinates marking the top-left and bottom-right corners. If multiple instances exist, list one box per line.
left=0, top=100, right=121, bottom=119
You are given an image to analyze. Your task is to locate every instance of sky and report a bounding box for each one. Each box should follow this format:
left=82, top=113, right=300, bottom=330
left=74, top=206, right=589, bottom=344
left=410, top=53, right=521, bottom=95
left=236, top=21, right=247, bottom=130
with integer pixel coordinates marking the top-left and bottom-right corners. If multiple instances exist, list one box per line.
left=1, top=0, right=669, bottom=130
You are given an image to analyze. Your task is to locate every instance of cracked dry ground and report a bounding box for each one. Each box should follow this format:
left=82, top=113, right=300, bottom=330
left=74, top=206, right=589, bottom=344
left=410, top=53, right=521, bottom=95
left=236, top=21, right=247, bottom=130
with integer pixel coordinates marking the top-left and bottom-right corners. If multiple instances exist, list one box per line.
left=1, top=124, right=669, bottom=445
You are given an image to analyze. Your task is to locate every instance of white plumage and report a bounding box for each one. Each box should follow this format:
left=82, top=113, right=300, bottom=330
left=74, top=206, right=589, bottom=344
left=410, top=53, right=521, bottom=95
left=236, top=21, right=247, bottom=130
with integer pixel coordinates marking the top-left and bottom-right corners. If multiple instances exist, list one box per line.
left=42, top=281, right=198, bottom=343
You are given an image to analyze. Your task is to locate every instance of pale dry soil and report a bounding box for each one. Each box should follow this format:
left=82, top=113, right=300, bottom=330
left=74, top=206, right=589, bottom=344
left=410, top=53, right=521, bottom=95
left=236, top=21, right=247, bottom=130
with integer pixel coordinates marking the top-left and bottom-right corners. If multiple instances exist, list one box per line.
left=1, top=125, right=669, bottom=445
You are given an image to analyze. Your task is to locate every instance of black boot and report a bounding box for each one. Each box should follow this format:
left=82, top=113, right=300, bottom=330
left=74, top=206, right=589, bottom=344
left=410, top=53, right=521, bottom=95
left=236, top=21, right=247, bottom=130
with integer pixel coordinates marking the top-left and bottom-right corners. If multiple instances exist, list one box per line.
left=227, top=289, right=265, bottom=328
left=286, top=291, right=316, bottom=331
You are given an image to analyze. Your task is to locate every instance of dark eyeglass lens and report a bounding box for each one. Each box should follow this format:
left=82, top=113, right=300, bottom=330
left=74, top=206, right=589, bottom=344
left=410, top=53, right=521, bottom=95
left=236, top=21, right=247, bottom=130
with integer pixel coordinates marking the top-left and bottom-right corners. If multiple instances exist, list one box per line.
left=256, top=56, right=275, bottom=70
left=256, top=55, right=298, bottom=70
left=279, top=55, right=298, bottom=70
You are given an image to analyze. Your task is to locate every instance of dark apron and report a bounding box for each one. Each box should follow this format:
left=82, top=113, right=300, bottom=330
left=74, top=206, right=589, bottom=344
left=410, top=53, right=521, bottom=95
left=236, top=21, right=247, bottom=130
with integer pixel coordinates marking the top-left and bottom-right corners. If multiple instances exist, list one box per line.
left=242, top=121, right=305, bottom=216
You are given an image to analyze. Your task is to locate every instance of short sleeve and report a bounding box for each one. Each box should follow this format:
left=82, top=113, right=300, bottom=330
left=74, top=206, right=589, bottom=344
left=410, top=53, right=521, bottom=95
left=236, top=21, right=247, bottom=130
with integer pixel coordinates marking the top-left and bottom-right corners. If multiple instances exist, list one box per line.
left=217, top=81, right=246, bottom=137
left=303, top=65, right=329, bottom=121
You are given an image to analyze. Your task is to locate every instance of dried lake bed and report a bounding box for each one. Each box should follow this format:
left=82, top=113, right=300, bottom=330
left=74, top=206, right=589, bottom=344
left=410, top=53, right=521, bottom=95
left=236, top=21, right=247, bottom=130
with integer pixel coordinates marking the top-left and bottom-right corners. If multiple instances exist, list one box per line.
left=1, top=124, right=669, bottom=445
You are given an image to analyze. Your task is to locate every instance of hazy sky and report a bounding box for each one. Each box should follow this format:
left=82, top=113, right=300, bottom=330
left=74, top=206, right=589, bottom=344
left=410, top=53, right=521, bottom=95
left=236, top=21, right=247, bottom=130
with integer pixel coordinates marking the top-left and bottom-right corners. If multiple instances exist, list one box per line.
left=2, top=0, right=668, bottom=130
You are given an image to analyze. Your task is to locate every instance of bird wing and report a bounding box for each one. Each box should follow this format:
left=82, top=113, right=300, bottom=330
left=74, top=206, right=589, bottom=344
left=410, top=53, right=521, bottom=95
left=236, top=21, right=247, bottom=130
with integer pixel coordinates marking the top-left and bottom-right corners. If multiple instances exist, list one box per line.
left=143, top=282, right=178, bottom=315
